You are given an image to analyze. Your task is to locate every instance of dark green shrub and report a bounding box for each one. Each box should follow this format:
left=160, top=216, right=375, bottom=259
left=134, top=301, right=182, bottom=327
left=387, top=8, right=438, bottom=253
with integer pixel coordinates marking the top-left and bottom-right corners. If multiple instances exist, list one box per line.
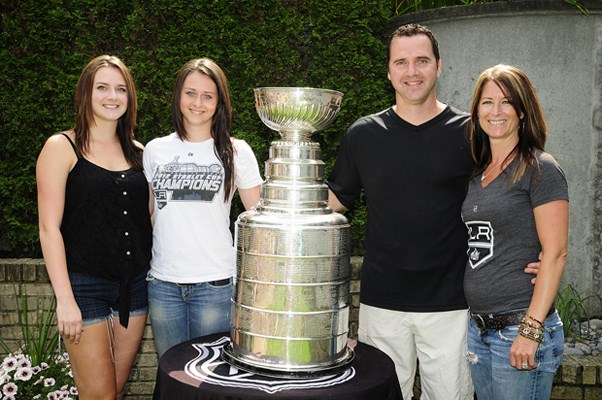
left=1, top=0, right=394, bottom=257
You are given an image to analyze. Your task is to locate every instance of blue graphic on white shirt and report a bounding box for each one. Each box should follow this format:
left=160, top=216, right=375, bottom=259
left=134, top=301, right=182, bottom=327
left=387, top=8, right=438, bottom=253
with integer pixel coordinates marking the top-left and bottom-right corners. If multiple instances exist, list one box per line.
left=466, top=221, right=493, bottom=269
left=152, top=156, right=223, bottom=209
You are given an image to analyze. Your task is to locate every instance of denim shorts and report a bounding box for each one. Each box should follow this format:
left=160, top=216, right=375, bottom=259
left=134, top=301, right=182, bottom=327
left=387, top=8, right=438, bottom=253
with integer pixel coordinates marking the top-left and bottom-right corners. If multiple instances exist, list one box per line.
left=69, top=268, right=149, bottom=326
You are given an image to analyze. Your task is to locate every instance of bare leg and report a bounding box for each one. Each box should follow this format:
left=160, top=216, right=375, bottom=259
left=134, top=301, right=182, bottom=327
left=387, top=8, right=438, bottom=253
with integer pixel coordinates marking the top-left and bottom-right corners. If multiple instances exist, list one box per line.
left=112, top=314, right=147, bottom=399
left=65, top=320, right=117, bottom=400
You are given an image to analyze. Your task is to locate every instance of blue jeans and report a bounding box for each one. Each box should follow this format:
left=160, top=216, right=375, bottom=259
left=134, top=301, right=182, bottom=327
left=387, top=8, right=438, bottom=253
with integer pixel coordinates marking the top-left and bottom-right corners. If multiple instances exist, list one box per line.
left=147, top=273, right=233, bottom=357
left=467, top=310, right=564, bottom=400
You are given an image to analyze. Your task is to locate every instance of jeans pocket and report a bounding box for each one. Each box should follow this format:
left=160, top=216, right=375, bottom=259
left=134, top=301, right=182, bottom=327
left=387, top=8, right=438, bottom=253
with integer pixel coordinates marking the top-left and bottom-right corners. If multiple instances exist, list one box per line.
left=498, top=324, right=519, bottom=342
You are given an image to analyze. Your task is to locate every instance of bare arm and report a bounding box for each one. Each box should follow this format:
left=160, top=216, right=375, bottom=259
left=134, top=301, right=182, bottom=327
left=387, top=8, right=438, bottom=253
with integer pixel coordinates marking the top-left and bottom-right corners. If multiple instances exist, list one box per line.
left=36, top=133, right=83, bottom=344
left=239, top=185, right=261, bottom=210
left=328, top=189, right=347, bottom=212
left=510, top=199, right=568, bottom=369
left=148, top=183, right=155, bottom=224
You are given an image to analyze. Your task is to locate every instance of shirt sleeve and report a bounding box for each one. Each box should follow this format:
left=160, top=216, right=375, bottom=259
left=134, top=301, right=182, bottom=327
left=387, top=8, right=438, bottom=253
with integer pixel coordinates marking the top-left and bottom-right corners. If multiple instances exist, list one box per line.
left=142, top=140, right=155, bottom=183
left=233, top=139, right=263, bottom=189
left=529, top=152, right=569, bottom=208
left=327, top=127, right=363, bottom=210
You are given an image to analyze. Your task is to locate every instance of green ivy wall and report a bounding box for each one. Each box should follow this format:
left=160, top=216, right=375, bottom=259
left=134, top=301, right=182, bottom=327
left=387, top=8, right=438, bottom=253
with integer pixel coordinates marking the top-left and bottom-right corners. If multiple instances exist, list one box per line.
left=1, top=0, right=394, bottom=257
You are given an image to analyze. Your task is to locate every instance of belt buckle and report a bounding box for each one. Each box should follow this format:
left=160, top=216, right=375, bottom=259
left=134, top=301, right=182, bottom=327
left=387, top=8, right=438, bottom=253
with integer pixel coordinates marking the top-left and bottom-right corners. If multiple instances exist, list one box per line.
left=473, top=313, right=486, bottom=330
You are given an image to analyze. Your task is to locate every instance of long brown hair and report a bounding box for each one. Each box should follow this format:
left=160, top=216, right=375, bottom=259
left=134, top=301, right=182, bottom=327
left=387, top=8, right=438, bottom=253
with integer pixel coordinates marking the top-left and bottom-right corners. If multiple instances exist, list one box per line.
left=468, top=64, right=547, bottom=183
left=171, top=58, right=235, bottom=201
left=73, top=55, right=142, bottom=170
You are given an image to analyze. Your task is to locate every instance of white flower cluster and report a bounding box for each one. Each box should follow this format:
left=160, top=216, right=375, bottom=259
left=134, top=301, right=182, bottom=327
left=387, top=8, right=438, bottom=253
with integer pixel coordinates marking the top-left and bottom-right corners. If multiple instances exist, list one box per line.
left=0, top=352, right=78, bottom=399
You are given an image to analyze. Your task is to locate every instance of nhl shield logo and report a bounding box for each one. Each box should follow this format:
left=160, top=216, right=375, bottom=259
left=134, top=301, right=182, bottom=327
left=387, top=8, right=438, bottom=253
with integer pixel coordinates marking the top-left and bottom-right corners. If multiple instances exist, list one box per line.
left=466, top=221, right=494, bottom=269
left=184, top=336, right=355, bottom=394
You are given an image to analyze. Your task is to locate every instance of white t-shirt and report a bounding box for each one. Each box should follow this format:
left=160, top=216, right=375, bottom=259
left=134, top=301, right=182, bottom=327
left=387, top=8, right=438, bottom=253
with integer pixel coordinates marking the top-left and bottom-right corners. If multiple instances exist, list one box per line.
left=143, top=133, right=263, bottom=283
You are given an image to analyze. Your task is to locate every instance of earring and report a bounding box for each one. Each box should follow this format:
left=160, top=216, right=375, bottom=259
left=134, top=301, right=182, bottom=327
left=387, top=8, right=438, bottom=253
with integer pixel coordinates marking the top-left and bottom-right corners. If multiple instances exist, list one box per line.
left=521, top=119, right=525, bottom=132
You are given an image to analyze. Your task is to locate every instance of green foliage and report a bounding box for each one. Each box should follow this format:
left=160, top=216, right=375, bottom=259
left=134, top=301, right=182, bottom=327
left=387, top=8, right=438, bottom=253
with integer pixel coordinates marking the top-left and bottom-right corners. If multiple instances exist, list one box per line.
left=393, top=0, right=589, bottom=15
left=555, top=284, right=599, bottom=340
left=1, top=0, right=393, bottom=257
left=0, top=285, right=59, bottom=365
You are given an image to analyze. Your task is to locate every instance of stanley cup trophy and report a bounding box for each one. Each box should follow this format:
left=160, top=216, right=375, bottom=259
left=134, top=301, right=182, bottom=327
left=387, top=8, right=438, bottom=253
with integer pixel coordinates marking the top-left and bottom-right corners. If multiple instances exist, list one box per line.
left=221, top=87, right=354, bottom=378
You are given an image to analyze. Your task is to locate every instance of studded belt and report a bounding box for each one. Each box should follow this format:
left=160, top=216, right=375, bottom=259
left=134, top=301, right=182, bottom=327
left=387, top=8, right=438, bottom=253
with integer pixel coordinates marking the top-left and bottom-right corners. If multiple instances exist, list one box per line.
left=470, top=308, right=554, bottom=331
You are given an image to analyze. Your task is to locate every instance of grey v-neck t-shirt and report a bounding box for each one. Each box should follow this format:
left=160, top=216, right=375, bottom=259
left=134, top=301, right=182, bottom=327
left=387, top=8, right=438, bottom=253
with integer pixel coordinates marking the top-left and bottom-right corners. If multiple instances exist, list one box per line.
left=461, top=151, right=568, bottom=314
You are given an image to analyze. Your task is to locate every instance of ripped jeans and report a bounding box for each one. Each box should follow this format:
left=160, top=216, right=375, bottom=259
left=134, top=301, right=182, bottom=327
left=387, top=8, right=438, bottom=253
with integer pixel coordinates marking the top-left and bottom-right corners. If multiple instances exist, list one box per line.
left=467, top=310, right=563, bottom=400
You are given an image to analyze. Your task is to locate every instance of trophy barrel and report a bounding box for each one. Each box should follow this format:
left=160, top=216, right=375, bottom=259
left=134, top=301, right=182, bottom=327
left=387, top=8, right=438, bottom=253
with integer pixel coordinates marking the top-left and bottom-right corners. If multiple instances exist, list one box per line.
left=222, top=211, right=353, bottom=377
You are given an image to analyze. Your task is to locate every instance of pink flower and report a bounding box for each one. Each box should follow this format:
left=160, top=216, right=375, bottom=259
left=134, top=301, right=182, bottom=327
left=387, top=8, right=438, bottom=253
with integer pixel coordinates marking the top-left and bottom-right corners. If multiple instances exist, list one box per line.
left=44, top=377, right=56, bottom=387
left=2, top=357, right=17, bottom=372
left=17, top=357, right=31, bottom=369
left=2, top=381, right=18, bottom=395
left=14, top=367, right=33, bottom=381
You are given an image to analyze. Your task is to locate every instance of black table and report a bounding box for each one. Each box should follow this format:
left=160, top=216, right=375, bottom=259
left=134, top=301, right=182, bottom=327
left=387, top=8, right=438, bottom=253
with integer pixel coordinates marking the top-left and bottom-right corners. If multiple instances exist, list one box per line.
left=153, top=333, right=403, bottom=400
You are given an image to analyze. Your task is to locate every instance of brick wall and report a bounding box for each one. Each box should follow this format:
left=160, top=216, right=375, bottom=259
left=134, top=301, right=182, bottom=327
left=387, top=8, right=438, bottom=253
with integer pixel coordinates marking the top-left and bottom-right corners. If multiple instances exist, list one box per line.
left=0, top=258, right=158, bottom=399
left=1, top=258, right=600, bottom=399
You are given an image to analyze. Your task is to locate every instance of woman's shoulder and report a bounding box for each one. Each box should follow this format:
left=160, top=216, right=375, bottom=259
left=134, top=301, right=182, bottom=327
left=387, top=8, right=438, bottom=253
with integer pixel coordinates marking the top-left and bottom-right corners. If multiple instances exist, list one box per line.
left=529, top=150, right=567, bottom=190
left=535, top=150, right=564, bottom=172
left=37, top=130, right=78, bottom=171
left=231, top=137, right=254, bottom=151
left=45, top=129, right=74, bottom=143
left=42, top=130, right=77, bottom=153
left=145, top=132, right=179, bottom=147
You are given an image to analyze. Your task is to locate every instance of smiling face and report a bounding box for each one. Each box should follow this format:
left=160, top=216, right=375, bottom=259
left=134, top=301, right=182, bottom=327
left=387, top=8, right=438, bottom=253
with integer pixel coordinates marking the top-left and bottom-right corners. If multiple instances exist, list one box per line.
left=179, top=71, right=218, bottom=136
left=387, top=34, right=441, bottom=107
left=91, top=66, right=128, bottom=124
left=478, top=80, right=522, bottom=144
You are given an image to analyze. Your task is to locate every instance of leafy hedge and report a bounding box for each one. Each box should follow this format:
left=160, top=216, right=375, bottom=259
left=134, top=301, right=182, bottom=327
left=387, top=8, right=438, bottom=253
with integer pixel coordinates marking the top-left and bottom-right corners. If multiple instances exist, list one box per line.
left=1, top=0, right=394, bottom=257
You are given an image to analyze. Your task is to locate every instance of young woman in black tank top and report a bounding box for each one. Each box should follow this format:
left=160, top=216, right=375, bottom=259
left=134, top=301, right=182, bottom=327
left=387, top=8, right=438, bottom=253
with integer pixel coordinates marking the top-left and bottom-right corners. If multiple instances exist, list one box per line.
left=36, top=55, right=151, bottom=400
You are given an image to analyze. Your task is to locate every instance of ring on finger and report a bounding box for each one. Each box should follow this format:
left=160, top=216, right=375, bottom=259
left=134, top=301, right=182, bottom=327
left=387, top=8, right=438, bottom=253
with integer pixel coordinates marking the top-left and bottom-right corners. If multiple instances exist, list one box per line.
left=521, top=362, right=529, bottom=369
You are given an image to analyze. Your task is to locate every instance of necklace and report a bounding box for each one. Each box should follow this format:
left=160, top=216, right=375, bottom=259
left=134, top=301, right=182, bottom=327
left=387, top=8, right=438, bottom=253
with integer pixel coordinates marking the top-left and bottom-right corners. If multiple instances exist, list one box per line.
left=481, top=161, right=504, bottom=182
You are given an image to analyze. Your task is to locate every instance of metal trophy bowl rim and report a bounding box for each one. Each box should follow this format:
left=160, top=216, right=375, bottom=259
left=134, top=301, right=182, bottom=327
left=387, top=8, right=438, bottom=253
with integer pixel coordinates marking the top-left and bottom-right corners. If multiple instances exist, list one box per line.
left=254, top=86, right=343, bottom=96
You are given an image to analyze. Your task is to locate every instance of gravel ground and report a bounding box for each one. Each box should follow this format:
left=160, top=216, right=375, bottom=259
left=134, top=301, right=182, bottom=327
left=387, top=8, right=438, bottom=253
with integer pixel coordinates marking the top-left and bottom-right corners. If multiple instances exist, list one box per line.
left=563, top=318, right=602, bottom=356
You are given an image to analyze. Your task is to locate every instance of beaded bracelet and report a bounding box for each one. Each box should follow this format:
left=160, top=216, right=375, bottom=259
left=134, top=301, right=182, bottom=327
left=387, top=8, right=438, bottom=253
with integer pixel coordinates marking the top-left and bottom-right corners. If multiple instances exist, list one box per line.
left=519, top=320, right=544, bottom=343
left=527, top=314, right=544, bottom=327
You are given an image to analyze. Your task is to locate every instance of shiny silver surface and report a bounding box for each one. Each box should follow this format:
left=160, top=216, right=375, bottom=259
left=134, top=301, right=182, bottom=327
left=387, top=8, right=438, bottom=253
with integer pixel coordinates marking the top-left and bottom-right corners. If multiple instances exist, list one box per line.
left=254, top=87, right=343, bottom=142
left=222, top=87, right=353, bottom=377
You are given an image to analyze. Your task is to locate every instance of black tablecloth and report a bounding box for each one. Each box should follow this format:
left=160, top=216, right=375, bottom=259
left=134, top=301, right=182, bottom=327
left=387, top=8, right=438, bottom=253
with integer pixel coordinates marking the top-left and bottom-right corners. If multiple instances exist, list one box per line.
left=153, top=333, right=403, bottom=400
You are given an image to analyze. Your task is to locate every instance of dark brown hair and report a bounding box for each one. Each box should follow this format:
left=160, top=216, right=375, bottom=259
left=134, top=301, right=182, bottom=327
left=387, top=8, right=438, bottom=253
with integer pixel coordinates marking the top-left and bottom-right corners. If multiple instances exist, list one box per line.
left=388, top=23, right=440, bottom=64
left=73, top=55, right=142, bottom=169
left=171, top=58, right=235, bottom=201
left=468, top=64, right=547, bottom=183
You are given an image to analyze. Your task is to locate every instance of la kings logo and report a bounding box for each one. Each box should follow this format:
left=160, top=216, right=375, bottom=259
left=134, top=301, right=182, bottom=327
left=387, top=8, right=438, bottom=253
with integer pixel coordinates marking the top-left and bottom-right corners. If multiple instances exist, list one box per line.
left=466, top=221, right=494, bottom=269
left=184, top=336, right=355, bottom=394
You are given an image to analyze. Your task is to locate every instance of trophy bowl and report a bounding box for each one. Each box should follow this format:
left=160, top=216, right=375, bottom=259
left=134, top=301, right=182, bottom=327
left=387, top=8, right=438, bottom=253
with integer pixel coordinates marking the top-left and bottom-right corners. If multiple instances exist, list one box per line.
left=254, top=87, right=343, bottom=141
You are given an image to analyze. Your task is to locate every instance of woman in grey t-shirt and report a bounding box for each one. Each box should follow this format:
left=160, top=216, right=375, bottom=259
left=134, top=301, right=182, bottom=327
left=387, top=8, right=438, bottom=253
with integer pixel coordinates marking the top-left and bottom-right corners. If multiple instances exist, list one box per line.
left=462, top=64, right=568, bottom=400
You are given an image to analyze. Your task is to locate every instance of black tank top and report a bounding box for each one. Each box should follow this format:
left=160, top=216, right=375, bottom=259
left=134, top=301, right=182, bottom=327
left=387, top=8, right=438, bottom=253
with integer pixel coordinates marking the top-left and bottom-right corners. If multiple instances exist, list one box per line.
left=60, top=133, right=152, bottom=327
